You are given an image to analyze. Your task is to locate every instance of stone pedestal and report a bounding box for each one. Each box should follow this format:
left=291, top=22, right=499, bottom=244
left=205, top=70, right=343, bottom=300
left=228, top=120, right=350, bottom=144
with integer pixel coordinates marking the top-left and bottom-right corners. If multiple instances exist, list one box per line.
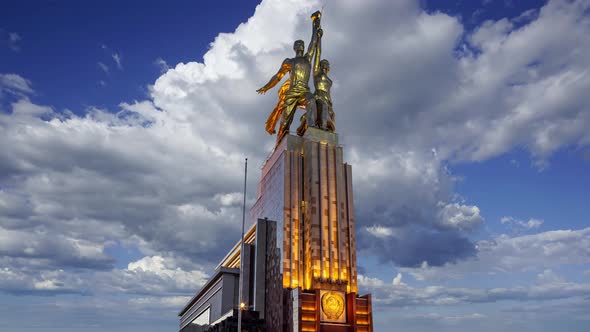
left=250, top=129, right=371, bottom=332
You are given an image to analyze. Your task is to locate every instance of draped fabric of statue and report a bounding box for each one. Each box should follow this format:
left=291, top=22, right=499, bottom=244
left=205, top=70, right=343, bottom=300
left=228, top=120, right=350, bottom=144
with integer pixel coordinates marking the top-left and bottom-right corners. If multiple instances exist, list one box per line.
left=265, top=80, right=291, bottom=135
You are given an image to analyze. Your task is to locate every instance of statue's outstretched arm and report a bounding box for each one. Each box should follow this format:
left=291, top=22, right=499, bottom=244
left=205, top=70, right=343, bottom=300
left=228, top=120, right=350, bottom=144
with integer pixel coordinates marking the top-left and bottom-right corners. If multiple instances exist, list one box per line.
left=257, top=59, right=291, bottom=94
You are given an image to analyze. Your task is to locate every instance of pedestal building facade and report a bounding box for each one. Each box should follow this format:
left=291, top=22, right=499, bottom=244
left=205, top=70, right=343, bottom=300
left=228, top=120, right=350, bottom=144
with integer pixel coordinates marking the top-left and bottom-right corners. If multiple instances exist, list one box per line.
left=179, top=129, right=373, bottom=332
left=250, top=128, right=371, bottom=331
left=251, top=128, right=358, bottom=294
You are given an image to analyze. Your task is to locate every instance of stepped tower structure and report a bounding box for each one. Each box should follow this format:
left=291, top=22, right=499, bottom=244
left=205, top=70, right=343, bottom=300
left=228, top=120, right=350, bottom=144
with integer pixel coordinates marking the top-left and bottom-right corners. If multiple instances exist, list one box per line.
left=248, top=128, right=373, bottom=332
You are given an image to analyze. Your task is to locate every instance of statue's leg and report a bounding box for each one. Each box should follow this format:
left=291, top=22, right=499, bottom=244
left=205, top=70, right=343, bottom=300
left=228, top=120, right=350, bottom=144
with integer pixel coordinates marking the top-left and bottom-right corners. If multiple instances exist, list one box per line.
left=319, top=100, right=328, bottom=130
left=326, top=103, right=336, bottom=132
left=296, top=113, right=307, bottom=136
left=279, top=101, right=298, bottom=139
left=304, top=92, right=319, bottom=128
left=306, top=95, right=317, bottom=128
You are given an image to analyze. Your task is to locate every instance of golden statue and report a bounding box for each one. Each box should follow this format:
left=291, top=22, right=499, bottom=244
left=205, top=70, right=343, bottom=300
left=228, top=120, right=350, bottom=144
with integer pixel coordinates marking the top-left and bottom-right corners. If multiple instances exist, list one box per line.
left=297, top=22, right=335, bottom=135
left=257, top=11, right=322, bottom=142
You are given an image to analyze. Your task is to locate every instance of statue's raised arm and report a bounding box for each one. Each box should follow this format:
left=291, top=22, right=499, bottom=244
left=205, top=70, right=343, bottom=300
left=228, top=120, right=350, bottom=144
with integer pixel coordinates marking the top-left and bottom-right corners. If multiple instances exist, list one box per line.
left=305, top=11, right=322, bottom=63
left=313, top=28, right=323, bottom=79
left=312, top=21, right=334, bottom=132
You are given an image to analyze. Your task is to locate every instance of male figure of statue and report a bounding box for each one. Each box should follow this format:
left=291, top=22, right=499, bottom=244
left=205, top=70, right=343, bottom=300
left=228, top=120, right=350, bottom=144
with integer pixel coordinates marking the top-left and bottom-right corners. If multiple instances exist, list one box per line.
left=257, top=11, right=321, bottom=142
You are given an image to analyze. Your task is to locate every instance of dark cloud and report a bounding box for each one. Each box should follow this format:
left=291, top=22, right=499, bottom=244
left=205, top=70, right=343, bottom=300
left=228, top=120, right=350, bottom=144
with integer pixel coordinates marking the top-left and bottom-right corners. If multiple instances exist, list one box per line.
left=361, top=226, right=476, bottom=267
left=399, top=227, right=590, bottom=281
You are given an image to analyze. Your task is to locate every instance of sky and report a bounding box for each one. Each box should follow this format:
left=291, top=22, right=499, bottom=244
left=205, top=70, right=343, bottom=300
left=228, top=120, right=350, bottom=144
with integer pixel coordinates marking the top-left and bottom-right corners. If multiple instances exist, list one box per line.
left=0, top=0, right=589, bottom=331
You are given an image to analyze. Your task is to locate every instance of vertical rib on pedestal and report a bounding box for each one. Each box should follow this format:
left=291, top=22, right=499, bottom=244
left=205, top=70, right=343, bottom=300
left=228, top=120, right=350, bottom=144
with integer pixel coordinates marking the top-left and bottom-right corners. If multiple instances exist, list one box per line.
left=305, top=141, right=322, bottom=282
left=319, top=143, right=329, bottom=280
left=283, top=150, right=303, bottom=289
left=327, top=145, right=339, bottom=282
left=344, top=163, right=358, bottom=293
left=336, top=148, right=349, bottom=284
left=284, top=152, right=292, bottom=288
left=290, top=151, right=301, bottom=289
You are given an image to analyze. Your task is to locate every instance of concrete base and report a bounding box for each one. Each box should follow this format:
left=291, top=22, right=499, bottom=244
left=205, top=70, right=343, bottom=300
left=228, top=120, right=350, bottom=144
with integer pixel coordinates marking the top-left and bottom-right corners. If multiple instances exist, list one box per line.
left=303, top=127, right=339, bottom=146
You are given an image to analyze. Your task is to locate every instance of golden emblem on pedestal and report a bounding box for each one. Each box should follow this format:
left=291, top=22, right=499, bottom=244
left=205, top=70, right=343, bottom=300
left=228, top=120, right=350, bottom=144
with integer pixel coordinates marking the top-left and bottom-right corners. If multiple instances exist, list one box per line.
left=321, top=291, right=345, bottom=320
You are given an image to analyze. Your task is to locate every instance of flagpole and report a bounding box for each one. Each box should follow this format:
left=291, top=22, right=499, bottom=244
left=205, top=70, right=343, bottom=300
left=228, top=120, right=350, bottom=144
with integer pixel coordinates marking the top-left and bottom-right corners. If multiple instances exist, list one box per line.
left=237, top=158, right=248, bottom=332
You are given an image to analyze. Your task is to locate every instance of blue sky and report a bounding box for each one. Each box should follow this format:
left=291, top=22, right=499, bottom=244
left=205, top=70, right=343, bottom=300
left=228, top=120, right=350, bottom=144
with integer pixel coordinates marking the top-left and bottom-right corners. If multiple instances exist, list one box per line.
left=1, top=0, right=590, bottom=331
left=1, top=0, right=260, bottom=111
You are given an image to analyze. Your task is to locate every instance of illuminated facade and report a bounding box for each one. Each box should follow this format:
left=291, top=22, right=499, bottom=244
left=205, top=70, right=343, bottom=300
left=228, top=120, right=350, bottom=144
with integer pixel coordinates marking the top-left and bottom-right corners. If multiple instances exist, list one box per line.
left=251, top=128, right=358, bottom=294
left=249, top=127, right=373, bottom=332
left=179, top=128, right=373, bottom=332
